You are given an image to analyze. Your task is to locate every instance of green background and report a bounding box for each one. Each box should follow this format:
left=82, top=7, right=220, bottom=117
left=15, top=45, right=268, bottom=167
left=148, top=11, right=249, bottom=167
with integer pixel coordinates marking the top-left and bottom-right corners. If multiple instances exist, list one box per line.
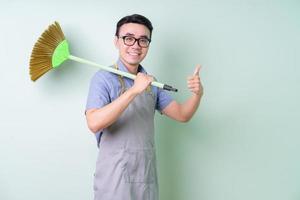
left=0, top=0, right=299, bottom=199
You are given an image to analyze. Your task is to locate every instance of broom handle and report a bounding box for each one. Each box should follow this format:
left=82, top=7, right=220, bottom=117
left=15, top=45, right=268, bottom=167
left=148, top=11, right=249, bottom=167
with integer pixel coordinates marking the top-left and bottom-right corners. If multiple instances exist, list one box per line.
left=68, top=55, right=178, bottom=92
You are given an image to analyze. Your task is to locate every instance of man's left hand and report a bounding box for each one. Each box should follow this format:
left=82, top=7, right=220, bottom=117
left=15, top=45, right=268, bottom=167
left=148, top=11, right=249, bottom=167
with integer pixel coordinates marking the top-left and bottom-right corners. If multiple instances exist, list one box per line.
left=187, top=65, right=203, bottom=96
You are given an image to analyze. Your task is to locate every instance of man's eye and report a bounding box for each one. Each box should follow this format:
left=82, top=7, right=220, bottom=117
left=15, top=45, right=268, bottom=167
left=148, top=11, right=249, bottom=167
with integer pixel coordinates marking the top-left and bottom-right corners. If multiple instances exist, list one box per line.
left=125, top=37, right=134, bottom=42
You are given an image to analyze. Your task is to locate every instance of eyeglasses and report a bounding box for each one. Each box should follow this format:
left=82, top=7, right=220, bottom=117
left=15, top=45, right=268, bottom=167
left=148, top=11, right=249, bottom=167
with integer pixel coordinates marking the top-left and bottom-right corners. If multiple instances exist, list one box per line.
left=118, top=35, right=151, bottom=48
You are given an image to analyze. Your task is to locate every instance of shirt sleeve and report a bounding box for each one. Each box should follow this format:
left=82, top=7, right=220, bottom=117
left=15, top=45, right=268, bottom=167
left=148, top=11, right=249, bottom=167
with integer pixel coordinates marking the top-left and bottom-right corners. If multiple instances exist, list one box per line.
left=85, top=72, right=111, bottom=112
left=155, top=88, right=173, bottom=113
left=85, top=72, right=111, bottom=147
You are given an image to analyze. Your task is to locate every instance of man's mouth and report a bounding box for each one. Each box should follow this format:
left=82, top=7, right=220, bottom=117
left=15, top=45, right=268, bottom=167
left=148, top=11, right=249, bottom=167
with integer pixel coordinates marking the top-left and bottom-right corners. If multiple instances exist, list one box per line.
left=128, top=52, right=141, bottom=56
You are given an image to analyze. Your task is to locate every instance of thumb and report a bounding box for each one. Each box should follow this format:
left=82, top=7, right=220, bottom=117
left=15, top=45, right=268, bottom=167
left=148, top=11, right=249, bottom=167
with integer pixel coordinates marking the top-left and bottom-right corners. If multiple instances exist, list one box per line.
left=193, top=64, right=201, bottom=76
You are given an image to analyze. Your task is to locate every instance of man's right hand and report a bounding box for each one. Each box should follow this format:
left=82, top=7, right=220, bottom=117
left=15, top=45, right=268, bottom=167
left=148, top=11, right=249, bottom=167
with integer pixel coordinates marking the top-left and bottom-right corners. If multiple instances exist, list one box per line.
left=86, top=72, right=153, bottom=133
left=131, top=72, right=154, bottom=94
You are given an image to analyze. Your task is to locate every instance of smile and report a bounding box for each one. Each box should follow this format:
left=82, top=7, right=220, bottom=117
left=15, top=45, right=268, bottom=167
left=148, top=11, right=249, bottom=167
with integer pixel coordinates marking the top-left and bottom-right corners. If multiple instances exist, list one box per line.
left=128, top=52, right=141, bottom=56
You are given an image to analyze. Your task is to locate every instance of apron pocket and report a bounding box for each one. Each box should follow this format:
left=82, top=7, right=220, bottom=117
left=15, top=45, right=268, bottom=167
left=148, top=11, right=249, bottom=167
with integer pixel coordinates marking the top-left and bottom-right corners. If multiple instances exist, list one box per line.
left=124, top=148, right=155, bottom=183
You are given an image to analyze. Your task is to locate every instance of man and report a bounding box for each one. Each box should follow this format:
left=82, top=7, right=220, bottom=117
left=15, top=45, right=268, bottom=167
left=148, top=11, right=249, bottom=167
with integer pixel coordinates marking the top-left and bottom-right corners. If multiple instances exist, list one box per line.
left=85, top=14, right=203, bottom=200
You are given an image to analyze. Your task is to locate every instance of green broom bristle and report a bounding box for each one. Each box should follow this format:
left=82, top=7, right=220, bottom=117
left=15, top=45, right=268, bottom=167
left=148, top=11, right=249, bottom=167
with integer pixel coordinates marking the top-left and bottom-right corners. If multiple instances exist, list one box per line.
left=29, top=21, right=68, bottom=81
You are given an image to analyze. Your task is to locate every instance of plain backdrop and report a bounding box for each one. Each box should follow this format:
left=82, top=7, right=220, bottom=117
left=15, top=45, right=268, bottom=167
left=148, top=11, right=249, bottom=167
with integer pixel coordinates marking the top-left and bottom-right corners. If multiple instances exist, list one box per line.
left=0, top=0, right=299, bottom=199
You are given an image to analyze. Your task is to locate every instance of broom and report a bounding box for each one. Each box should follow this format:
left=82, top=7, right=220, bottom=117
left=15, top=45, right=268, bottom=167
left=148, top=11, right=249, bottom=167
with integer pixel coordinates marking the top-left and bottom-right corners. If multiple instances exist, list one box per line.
left=29, top=21, right=178, bottom=92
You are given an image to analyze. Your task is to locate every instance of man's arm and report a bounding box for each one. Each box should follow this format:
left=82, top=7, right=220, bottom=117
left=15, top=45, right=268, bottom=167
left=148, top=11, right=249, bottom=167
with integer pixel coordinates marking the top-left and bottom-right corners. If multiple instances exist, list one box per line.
left=162, top=65, right=203, bottom=122
left=86, top=73, right=153, bottom=133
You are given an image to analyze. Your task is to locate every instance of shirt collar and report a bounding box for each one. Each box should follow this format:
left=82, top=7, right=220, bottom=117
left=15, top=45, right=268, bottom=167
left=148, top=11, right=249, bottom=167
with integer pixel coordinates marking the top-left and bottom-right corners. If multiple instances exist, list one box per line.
left=116, top=58, right=147, bottom=74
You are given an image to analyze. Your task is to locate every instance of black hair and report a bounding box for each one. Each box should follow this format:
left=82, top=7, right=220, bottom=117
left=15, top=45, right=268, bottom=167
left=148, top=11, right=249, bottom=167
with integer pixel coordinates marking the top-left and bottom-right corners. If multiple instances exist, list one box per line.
left=115, top=14, right=153, bottom=38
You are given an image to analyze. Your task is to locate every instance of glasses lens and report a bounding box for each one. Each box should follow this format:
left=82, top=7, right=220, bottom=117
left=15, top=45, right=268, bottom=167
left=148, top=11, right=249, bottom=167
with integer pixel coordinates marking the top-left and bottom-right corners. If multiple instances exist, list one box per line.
left=124, top=36, right=135, bottom=45
left=139, top=38, right=150, bottom=47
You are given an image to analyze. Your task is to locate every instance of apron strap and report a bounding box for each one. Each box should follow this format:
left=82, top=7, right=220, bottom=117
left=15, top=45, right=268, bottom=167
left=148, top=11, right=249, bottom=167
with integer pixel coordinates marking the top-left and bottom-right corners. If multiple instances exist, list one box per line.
left=114, top=63, right=126, bottom=96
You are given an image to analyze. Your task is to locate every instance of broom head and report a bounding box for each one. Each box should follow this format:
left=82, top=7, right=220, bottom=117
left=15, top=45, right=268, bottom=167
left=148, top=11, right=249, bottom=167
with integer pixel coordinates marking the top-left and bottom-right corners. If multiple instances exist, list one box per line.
left=29, top=21, right=70, bottom=81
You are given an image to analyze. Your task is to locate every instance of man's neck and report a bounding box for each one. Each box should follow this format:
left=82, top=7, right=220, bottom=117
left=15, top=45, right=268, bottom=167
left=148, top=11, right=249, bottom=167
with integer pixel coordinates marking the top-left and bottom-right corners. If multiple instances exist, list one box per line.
left=125, top=64, right=139, bottom=74
left=120, top=59, right=139, bottom=74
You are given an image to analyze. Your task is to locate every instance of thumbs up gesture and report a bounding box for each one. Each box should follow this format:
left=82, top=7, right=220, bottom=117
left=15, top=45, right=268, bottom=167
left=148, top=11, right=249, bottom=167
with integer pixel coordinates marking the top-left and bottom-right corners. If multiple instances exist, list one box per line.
left=187, top=64, right=203, bottom=96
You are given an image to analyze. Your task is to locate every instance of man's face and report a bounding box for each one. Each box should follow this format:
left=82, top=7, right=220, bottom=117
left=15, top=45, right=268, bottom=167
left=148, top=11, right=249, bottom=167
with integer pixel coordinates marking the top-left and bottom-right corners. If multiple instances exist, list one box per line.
left=115, top=23, right=151, bottom=68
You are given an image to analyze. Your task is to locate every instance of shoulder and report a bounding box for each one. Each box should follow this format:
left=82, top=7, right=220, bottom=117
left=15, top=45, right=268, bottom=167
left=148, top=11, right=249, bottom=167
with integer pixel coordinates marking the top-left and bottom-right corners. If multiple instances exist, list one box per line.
left=91, top=69, right=115, bottom=81
left=88, top=69, right=122, bottom=99
left=90, top=69, right=119, bottom=85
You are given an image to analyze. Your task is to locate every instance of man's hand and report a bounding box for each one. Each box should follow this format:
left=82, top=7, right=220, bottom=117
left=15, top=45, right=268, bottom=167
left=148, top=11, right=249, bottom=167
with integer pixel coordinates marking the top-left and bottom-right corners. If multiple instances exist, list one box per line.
left=131, top=72, right=154, bottom=94
left=187, top=65, right=203, bottom=96
left=86, top=72, right=153, bottom=133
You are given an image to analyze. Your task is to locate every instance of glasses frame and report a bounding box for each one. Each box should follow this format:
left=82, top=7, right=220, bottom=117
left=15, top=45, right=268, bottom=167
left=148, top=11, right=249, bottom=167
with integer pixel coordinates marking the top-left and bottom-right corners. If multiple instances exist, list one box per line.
left=118, top=35, right=151, bottom=48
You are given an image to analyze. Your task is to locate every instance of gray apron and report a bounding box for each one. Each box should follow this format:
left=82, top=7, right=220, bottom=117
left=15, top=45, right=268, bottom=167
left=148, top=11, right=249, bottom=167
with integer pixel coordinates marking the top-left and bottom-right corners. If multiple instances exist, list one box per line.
left=94, top=65, right=158, bottom=200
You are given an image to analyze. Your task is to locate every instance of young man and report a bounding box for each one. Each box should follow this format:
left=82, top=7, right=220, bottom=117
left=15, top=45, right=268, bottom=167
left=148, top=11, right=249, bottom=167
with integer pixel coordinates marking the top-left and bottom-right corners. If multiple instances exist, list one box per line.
left=85, top=14, right=203, bottom=200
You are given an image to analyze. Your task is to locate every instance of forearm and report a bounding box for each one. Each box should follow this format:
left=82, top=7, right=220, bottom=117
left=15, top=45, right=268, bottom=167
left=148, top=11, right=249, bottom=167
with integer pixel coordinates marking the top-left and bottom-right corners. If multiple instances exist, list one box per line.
left=86, top=88, right=138, bottom=133
left=158, top=65, right=203, bottom=123
left=179, top=93, right=202, bottom=121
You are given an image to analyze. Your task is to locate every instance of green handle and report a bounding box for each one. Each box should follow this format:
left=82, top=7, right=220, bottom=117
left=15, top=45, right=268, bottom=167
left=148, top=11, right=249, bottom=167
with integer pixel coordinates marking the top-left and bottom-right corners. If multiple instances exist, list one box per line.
left=68, top=55, right=178, bottom=92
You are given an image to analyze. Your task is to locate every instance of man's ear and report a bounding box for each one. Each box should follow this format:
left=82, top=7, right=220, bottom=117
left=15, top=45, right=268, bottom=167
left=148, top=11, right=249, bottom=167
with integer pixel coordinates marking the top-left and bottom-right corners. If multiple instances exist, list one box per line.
left=114, top=36, right=119, bottom=49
